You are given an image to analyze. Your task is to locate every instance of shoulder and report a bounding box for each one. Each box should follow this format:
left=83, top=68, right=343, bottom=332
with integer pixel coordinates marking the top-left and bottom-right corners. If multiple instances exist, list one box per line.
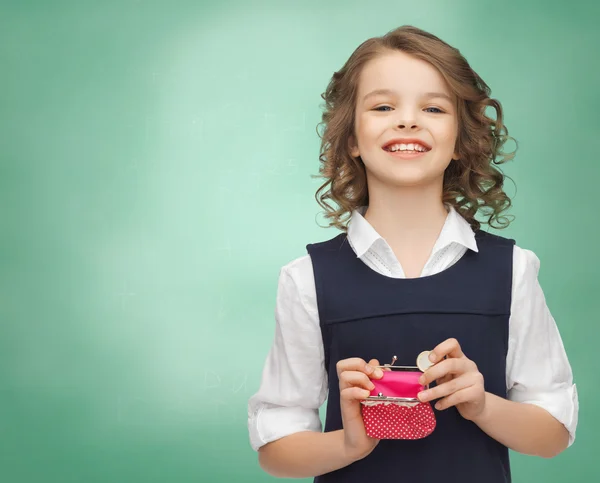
left=278, top=253, right=317, bottom=303
left=280, top=253, right=314, bottom=280
left=306, top=232, right=347, bottom=253
left=475, top=229, right=516, bottom=247
left=281, top=231, right=347, bottom=282
left=512, top=244, right=542, bottom=284
left=475, top=231, right=541, bottom=275
left=475, top=232, right=542, bottom=281
left=278, top=233, right=347, bottom=304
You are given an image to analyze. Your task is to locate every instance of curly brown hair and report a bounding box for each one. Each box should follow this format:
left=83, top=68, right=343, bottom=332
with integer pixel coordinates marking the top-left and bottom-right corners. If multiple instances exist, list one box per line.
left=313, top=25, right=517, bottom=232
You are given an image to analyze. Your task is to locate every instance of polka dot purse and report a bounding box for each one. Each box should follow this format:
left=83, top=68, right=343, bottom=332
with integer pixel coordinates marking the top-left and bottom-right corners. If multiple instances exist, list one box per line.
left=360, top=354, right=437, bottom=440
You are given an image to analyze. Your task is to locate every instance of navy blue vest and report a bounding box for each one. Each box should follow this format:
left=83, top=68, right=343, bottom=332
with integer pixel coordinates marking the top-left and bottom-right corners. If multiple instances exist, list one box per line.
left=306, top=230, right=515, bottom=483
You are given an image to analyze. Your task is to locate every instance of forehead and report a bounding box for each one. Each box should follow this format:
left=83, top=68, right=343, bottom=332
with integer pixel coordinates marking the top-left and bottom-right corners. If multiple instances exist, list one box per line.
left=357, top=50, right=451, bottom=99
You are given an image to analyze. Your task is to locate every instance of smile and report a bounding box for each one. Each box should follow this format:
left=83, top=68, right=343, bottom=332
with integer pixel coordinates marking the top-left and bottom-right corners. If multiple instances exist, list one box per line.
left=383, top=148, right=430, bottom=160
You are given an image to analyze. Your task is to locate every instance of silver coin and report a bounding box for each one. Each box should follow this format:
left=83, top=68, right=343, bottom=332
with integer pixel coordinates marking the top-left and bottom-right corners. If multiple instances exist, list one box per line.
left=416, top=350, right=434, bottom=372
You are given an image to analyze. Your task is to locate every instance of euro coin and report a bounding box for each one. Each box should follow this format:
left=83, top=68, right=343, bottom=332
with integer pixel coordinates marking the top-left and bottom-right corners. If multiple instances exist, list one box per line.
left=417, top=350, right=434, bottom=372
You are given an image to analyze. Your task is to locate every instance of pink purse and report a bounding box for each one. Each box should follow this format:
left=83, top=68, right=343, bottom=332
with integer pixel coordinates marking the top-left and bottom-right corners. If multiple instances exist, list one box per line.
left=360, top=356, right=437, bottom=440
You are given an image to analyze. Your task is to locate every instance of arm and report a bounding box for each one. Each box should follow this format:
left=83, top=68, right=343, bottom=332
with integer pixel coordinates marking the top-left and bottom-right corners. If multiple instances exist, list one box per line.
left=418, top=341, right=572, bottom=458
left=259, top=356, right=385, bottom=478
left=248, top=260, right=336, bottom=476
left=471, top=392, right=569, bottom=458
left=250, top=260, right=384, bottom=477
left=418, top=247, right=578, bottom=458
left=500, top=246, right=578, bottom=455
left=258, top=430, right=356, bottom=478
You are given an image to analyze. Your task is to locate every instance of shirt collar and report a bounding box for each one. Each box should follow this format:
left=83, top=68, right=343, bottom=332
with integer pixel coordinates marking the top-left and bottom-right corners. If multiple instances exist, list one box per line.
left=347, top=204, right=479, bottom=259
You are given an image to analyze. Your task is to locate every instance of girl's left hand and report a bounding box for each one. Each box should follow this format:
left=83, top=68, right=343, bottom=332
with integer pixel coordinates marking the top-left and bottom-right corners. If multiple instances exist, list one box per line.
left=417, top=338, right=487, bottom=422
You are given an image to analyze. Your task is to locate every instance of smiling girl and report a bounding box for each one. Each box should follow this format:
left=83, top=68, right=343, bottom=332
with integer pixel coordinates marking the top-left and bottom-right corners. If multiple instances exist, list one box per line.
left=248, top=25, right=578, bottom=482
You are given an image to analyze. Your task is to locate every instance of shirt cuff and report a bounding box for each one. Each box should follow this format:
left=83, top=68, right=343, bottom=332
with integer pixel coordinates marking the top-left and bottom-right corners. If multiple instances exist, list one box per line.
left=248, top=405, right=323, bottom=452
left=508, top=383, right=579, bottom=446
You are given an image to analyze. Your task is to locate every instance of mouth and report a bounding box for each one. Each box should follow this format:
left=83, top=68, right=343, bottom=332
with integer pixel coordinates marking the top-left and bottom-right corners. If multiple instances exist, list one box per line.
left=383, top=144, right=431, bottom=160
left=381, top=139, right=432, bottom=159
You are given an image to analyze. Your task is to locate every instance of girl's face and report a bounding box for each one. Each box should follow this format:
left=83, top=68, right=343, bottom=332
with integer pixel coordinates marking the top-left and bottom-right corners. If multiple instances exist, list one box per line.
left=349, top=50, right=459, bottom=189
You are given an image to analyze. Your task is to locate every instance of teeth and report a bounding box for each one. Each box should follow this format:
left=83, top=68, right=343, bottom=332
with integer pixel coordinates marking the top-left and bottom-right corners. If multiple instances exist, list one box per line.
left=386, top=143, right=428, bottom=152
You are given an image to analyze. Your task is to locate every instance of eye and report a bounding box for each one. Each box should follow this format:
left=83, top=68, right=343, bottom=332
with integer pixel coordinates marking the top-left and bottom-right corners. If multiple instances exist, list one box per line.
left=372, top=106, right=445, bottom=113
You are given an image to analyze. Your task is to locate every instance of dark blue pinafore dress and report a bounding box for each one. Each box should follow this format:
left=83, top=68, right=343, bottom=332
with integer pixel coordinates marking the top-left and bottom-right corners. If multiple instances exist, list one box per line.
left=306, top=230, right=515, bottom=483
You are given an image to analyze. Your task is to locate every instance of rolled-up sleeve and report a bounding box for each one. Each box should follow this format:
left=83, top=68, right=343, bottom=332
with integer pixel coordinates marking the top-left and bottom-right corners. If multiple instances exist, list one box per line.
left=506, top=246, right=579, bottom=446
left=247, top=258, right=328, bottom=451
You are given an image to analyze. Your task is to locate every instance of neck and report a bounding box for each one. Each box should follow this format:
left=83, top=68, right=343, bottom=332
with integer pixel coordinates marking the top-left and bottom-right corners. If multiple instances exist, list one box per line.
left=363, top=181, right=448, bottom=247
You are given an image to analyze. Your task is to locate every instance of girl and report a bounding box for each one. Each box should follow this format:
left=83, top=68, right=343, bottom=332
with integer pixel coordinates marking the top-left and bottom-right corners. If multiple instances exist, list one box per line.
left=248, top=25, right=578, bottom=482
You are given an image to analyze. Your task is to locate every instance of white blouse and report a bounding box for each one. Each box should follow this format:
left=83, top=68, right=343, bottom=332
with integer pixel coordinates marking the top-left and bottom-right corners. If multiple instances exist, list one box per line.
left=247, top=205, right=579, bottom=452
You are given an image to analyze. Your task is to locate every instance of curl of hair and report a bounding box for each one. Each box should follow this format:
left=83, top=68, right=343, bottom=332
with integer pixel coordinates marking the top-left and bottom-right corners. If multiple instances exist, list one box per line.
left=313, top=25, right=517, bottom=232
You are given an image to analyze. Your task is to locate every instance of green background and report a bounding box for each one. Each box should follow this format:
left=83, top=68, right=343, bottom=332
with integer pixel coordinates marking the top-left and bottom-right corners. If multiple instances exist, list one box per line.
left=1, top=0, right=597, bottom=481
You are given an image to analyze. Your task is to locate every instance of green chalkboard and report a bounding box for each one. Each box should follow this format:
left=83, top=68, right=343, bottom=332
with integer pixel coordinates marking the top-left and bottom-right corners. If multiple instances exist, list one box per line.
left=1, top=0, right=597, bottom=481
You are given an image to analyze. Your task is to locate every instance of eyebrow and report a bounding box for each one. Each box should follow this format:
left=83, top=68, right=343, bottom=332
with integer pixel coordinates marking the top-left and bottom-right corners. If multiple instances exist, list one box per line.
left=362, top=89, right=453, bottom=104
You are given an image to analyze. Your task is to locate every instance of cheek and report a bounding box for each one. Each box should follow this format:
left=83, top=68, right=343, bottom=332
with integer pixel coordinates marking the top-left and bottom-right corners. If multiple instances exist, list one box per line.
left=361, top=122, right=388, bottom=150
left=357, top=113, right=384, bottom=137
left=438, top=122, right=457, bottom=142
left=435, top=126, right=458, bottom=153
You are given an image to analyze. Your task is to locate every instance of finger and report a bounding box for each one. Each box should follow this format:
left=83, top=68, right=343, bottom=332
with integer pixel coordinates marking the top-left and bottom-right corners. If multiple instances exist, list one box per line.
left=419, top=358, right=472, bottom=386
left=340, top=386, right=372, bottom=402
left=436, top=374, right=453, bottom=386
left=336, top=358, right=367, bottom=377
left=363, top=360, right=384, bottom=378
left=418, top=373, right=476, bottom=403
left=366, top=359, right=385, bottom=377
left=434, top=385, right=482, bottom=410
left=336, top=358, right=384, bottom=379
left=339, top=370, right=376, bottom=391
left=429, top=338, right=464, bottom=364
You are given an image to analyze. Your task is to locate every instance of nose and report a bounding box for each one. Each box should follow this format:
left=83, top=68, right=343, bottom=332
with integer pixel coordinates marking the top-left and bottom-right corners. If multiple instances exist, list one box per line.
left=395, top=113, right=418, bottom=129
left=396, top=117, right=418, bottom=129
left=394, top=106, right=421, bottom=130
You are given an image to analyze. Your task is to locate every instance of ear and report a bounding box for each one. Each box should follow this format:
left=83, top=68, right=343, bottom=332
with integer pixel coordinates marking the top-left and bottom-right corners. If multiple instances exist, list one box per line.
left=348, top=135, right=360, bottom=158
left=452, top=145, right=460, bottom=161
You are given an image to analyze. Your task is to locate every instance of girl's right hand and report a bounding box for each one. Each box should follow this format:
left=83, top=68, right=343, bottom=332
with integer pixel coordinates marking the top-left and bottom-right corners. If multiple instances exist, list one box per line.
left=337, top=357, right=385, bottom=462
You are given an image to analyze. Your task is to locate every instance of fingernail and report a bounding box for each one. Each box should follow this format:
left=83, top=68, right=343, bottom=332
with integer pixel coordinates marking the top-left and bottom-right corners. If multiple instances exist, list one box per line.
left=369, top=382, right=375, bottom=390
left=365, top=364, right=373, bottom=373
left=435, top=402, right=441, bottom=410
left=374, top=368, right=383, bottom=378
left=419, top=376, right=425, bottom=385
left=429, top=353, right=436, bottom=362
left=418, top=391, right=429, bottom=402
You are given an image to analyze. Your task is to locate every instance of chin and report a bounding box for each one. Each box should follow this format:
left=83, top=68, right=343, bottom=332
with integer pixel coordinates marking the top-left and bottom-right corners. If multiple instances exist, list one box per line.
left=391, top=178, right=433, bottom=188
left=383, top=167, right=442, bottom=188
